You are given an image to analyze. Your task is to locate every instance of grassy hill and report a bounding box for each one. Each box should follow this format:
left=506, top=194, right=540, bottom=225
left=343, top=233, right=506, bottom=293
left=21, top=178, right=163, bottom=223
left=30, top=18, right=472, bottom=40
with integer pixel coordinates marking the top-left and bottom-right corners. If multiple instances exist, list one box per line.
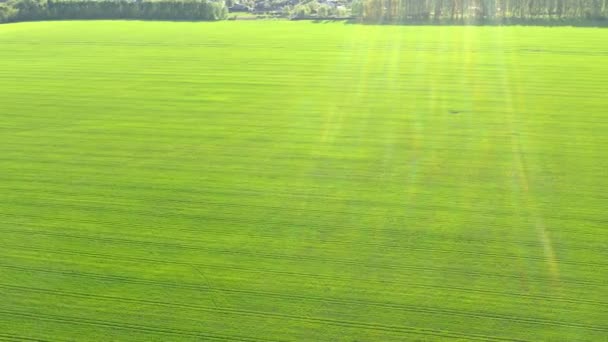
left=0, top=21, right=607, bottom=341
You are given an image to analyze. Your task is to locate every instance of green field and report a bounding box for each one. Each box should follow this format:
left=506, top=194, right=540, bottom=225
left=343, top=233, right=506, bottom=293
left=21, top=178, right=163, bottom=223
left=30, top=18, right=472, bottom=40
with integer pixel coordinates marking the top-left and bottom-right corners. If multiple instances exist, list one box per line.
left=1, top=21, right=607, bottom=341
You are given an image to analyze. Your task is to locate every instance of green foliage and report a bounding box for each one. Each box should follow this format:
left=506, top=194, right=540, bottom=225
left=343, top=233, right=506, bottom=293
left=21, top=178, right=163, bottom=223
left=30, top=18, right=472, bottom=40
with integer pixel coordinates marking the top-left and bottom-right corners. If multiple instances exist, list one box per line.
left=351, top=0, right=363, bottom=16
left=8, top=0, right=47, bottom=20
left=0, top=0, right=227, bottom=23
left=306, top=0, right=319, bottom=12
left=292, top=3, right=310, bottom=16
left=1, top=21, right=607, bottom=341
left=357, top=0, right=608, bottom=21
left=336, top=5, right=348, bottom=16
left=1, top=0, right=605, bottom=22
left=0, top=3, right=18, bottom=22
left=317, top=3, right=330, bottom=16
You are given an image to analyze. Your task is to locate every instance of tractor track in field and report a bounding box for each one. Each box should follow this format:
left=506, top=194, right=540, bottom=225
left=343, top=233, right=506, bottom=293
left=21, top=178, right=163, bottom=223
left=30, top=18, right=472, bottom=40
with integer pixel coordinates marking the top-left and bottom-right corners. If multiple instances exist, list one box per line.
left=0, top=309, right=277, bottom=342
left=3, top=39, right=606, bottom=56
left=2, top=228, right=607, bottom=288
left=2, top=150, right=605, bottom=186
left=2, top=221, right=607, bottom=282
left=0, top=333, right=55, bottom=342
left=0, top=309, right=523, bottom=342
left=0, top=291, right=531, bottom=342
left=3, top=171, right=607, bottom=221
left=3, top=218, right=606, bottom=269
left=4, top=244, right=607, bottom=306
left=2, top=230, right=606, bottom=291
left=2, top=178, right=606, bottom=240
left=2, top=109, right=607, bottom=140
left=2, top=178, right=606, bottom=232
left=3, top=103, right=607, bottom=132
left=2, top=135, right=606, bottom=172
left=2, top=67, right=606, bottom=95
left=2, top=282, right=606, bottom=335
left=2, top=190, right=606, bottom=240
left=3, top=101, right=606, bottom=134
left=5, top=176, right=604, bottom=219
left=2, top=141, right=604, bottom=176
left=2, top=145, right=606, bottom=186
left=6, top=244, right=608, bottom=306
left=2, top=112, right=605, bottom=152
left=2, top=176, right=608, bottom=227
left=3, top=66, right=606, bottom=90
left=2, top=246, right=608, bottom=309
left=5, top=216, right=606, bottom=262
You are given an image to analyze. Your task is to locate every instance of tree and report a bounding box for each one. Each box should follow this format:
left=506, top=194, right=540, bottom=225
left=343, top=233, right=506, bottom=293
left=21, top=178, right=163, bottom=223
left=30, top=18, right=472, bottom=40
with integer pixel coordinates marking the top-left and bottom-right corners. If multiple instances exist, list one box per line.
left=0, top=3, right=18, bottom=22
left=317, top=3, right=330, bottom=16
left=351, top=0, right=364, bottom=16
left=292, top=3, right=310, bottom=16
left=0, top=0, right=227, bottom=22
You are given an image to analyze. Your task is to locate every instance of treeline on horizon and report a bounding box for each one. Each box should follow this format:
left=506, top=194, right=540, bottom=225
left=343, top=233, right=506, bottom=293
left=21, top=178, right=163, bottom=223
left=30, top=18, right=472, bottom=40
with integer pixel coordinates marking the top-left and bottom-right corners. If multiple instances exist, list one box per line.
left=0, top=0, right=228, bottom=22
left=352, top=0, right=608, bottom=22
left=1, top=0, right=607, bottom=23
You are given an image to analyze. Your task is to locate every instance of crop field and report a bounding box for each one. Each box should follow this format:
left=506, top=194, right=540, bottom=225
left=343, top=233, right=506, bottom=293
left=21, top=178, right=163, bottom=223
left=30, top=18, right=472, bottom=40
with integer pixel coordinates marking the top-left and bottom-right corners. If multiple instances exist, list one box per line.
left=0, top=21, right=607, bottom=341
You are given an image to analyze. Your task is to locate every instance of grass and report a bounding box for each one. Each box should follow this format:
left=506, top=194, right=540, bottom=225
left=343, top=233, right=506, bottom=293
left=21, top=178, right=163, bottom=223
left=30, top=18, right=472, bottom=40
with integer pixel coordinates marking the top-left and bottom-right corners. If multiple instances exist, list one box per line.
left=0, top=20, right=607, bottom=341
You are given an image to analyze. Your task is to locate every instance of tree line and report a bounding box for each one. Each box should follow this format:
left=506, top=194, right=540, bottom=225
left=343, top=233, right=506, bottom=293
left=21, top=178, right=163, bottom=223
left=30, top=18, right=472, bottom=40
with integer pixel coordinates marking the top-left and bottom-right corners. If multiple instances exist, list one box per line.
left=351, top=0, right=608, bottom=21
left=0, top=0, right=228, bottom=23
left=1, top=0, right=607, bottom=23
